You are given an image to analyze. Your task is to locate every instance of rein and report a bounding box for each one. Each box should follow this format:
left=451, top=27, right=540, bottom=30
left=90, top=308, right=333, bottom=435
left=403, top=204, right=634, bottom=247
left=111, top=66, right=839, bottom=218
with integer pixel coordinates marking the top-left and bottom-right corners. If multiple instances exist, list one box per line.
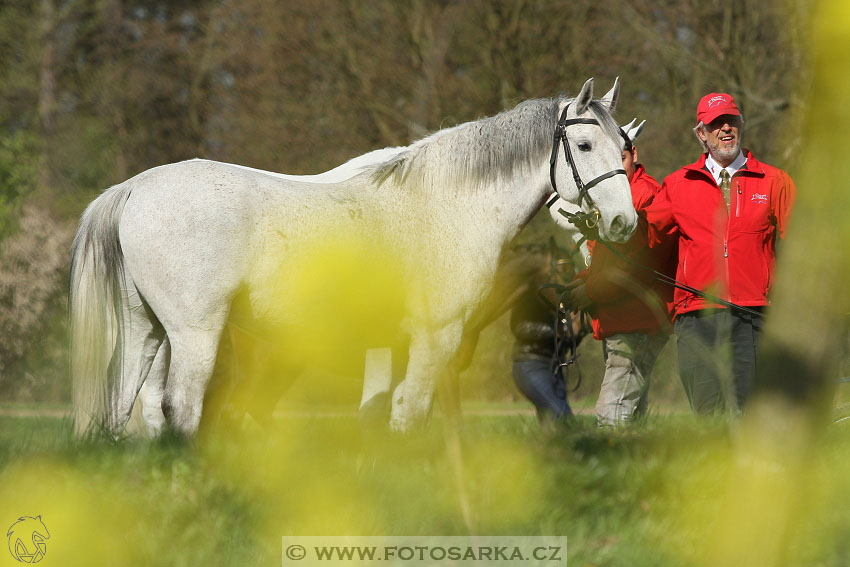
left=537, top=282, right=588, bottom=384
left=538, top=239, right=591, bottom=389
left=556, top=208, right=766, bottom=319
left=548, top=103, right=627, bottom=230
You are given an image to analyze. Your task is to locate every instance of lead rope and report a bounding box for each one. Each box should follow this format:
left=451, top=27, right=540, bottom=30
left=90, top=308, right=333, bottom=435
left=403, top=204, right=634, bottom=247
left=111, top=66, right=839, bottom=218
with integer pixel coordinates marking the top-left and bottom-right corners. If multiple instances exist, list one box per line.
left=537, top=281, right=586, bottom=391
left=554, top=207, right=765, bottom=319
left=597, top=238, right=764, bottom=318
left=555, top=288, right=584, bottom=393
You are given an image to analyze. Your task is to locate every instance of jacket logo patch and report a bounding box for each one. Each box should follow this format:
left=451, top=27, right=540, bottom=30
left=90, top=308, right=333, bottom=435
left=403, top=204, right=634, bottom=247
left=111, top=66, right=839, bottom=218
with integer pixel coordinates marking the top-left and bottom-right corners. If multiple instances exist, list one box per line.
left=751, top=193, right=768, bottom=204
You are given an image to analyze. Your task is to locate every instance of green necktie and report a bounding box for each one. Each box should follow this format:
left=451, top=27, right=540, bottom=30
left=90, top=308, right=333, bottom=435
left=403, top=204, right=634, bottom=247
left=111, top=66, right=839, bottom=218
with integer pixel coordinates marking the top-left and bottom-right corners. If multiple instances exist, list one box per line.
left=719, top=169, right=731, bottom=210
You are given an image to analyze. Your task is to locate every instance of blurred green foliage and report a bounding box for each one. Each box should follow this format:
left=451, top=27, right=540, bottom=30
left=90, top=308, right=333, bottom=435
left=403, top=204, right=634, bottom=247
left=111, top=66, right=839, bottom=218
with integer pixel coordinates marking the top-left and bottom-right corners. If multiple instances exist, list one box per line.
left=2, top=414, right=850, bottom=566
left=0, top=132, right=37, bottom=239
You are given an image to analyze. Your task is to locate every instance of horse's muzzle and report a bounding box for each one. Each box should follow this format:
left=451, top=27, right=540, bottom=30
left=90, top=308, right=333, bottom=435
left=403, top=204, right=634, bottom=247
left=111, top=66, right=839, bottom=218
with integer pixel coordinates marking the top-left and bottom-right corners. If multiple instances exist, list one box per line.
left=602, top=212, right=637, bottom=243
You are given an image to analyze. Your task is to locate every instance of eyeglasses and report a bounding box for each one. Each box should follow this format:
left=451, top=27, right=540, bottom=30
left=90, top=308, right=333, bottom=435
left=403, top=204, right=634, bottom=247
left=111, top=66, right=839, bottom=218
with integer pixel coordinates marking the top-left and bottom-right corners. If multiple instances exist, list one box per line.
left=704, top=116, right=742, bottom=130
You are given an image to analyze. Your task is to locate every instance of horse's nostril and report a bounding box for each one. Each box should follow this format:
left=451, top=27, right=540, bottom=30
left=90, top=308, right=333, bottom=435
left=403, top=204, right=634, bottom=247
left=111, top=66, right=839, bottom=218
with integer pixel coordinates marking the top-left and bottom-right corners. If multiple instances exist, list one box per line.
left=610, top=215, right=624, bottom=235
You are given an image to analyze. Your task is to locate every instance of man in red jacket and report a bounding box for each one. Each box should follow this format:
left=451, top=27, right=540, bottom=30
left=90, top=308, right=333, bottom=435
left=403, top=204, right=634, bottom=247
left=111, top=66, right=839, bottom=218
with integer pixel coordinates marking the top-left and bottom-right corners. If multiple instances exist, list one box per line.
left=644, top=93, right=795, bottom=414
left=557, top=120, right=675, bottom=426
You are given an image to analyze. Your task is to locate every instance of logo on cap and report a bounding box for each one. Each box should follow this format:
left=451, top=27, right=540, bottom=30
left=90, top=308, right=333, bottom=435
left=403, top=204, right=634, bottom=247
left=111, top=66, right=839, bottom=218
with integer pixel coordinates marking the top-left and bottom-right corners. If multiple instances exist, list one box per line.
left=707, top=96, right=727, bottom=108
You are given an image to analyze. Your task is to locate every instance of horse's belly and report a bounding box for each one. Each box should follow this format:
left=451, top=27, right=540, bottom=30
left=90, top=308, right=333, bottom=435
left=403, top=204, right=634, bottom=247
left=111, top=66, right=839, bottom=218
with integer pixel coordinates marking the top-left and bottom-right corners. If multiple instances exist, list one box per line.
left=236, top=229, right=411, bottom=365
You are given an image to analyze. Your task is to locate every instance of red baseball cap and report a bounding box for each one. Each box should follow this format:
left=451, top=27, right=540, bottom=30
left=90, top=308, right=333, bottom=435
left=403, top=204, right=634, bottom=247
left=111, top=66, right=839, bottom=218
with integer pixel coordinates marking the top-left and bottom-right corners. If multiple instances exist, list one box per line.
left=696, top=93, right=741, bottom=125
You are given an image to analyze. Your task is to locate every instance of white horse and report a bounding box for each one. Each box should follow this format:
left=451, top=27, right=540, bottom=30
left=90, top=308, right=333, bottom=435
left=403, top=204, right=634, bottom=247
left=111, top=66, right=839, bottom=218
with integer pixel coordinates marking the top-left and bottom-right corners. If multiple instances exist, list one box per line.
left=70, top=77, right=637, bottom=436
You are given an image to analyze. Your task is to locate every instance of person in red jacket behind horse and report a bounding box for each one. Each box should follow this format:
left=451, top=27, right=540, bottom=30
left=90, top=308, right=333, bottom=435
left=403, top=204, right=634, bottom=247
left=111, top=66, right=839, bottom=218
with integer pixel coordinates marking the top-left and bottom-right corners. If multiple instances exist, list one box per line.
left=555, top=119, right=676, bottom=426
left=644, top=93, right=795, bottom=414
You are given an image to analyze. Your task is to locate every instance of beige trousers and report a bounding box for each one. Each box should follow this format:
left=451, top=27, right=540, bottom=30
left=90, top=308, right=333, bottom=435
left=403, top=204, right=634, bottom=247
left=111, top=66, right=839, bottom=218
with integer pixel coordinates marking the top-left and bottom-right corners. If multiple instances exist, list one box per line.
left=595, top=332, right=669, bottom=426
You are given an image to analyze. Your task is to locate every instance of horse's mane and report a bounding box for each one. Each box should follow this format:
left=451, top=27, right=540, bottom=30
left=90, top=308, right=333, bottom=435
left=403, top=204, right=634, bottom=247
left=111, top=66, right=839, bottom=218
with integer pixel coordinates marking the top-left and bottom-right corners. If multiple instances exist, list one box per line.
left=370, top=97, right=620, bottom=193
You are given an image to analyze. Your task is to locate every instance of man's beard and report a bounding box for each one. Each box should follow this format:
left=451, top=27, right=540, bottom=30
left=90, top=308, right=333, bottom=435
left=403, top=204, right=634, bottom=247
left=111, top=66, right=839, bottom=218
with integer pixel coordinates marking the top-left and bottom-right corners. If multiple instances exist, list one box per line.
left=708, top=137, right=741, bottom=162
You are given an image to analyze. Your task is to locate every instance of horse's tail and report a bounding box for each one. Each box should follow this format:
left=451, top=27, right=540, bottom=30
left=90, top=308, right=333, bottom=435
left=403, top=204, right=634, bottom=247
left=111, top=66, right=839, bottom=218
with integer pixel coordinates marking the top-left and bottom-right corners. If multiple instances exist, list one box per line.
left=70, top=182, right=133, bottom=436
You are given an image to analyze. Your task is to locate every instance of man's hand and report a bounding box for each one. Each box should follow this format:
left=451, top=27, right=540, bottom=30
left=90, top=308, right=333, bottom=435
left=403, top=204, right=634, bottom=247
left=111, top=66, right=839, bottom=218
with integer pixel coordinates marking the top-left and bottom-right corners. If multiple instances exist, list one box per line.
left=562, top=279, right=593, bottom=311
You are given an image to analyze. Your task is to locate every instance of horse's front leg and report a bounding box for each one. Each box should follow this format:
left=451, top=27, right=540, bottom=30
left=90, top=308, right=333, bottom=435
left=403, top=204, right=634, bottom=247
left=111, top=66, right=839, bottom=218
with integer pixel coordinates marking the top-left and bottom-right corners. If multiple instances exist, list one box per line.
left=390, top=320, right=464, bottom=432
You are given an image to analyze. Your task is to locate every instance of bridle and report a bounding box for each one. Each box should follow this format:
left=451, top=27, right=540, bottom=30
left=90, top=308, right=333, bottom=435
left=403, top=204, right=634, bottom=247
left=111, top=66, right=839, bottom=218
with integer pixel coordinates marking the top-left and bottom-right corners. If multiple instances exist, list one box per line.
left=548, top=102, right=628, bottom=230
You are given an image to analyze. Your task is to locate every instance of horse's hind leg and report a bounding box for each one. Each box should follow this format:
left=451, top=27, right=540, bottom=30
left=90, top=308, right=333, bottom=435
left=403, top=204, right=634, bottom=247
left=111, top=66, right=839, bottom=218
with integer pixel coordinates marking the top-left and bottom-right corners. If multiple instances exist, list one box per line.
left=137, top=338, right=170, bottom=437
left=110, top=284, right=166, bottom=434
left=161, top=319, right=227, bottom=435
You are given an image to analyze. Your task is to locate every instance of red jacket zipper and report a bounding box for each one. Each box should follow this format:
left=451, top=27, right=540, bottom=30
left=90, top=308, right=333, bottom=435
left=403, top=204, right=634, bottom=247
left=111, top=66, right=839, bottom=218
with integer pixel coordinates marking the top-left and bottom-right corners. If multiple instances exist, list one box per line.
left=735, top=182, right=742, bottom=218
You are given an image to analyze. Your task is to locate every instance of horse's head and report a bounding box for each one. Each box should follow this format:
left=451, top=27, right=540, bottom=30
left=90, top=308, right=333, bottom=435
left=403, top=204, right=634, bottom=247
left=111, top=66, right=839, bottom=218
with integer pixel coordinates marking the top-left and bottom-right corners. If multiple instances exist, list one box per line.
left=549, top=78, right=637, bottom=243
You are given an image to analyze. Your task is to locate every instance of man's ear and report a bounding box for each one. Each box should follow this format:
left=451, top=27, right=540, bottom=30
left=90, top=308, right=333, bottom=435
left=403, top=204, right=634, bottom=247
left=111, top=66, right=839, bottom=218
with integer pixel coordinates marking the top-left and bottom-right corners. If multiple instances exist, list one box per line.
left=632, top=146, right=639, bottom=163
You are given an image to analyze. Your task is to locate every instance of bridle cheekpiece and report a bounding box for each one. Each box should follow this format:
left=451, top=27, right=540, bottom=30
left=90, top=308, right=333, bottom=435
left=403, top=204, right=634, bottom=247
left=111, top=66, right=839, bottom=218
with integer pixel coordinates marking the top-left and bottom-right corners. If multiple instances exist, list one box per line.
left=548, top=102, right=627, bottom=230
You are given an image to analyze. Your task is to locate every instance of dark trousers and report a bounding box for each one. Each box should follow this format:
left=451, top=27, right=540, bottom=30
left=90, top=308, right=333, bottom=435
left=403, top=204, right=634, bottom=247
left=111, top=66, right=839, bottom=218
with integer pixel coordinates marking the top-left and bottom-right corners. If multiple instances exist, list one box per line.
left=511, top=359, right=573, bottom=421
left=674, top=308, right=764, bottom=414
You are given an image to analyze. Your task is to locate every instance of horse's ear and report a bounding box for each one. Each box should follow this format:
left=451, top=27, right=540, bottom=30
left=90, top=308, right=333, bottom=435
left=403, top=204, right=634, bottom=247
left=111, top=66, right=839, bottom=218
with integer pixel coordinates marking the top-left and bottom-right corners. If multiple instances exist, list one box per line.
left=600, top=76, right=620, bottom=113
left=630, top=119, right=646, bottom=141
left=574, top=78, right=594, bottom=115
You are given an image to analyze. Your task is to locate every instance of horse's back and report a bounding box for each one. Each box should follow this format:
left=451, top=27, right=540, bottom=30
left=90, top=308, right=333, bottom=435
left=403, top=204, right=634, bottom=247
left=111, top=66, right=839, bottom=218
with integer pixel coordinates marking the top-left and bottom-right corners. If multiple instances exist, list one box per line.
left=179, top=149, right=404, bottom=184
left=119, top=160, right=267, bottom=247
left=114, top=158, right=496, bottom=339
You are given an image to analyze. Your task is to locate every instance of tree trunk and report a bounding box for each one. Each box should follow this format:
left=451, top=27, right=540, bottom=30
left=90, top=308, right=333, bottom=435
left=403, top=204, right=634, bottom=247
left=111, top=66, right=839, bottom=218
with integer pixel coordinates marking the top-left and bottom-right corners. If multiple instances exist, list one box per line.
left=37, top=0, right=57, bottom=192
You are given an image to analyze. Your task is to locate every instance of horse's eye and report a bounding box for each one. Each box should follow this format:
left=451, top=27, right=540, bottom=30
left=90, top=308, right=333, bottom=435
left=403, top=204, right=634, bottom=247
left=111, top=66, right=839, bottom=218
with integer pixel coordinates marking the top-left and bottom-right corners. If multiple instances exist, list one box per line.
left=577, top=142, right=592, bottom=152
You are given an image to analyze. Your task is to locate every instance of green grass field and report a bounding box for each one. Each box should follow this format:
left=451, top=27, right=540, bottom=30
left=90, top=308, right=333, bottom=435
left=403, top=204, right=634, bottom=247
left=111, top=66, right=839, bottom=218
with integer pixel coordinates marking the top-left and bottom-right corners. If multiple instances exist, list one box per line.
left=1, top=409, right=850, bottom=567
